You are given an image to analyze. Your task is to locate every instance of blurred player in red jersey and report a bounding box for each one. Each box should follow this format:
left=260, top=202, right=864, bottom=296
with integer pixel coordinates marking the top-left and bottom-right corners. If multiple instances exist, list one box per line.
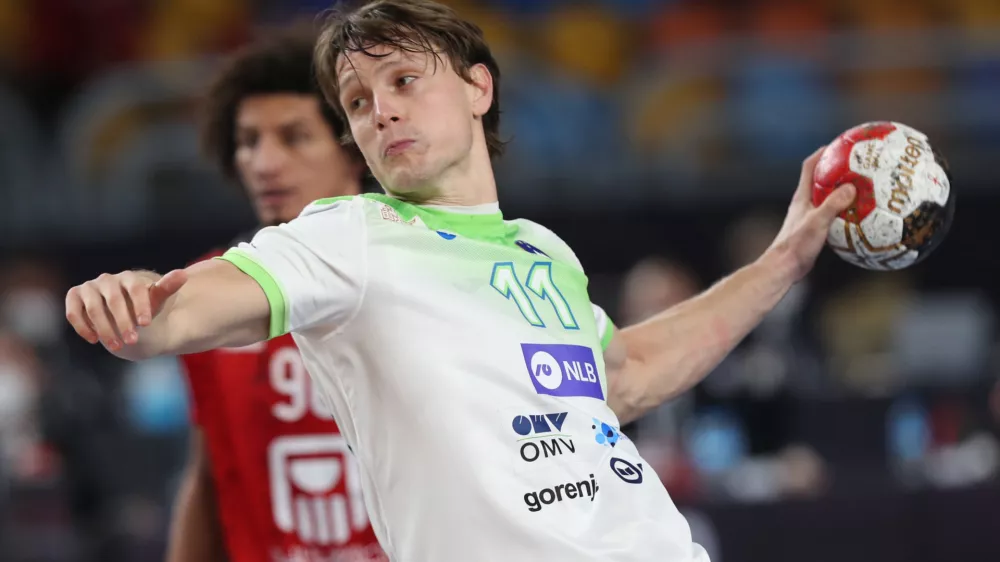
left=164, top=29, right=386, bottom=562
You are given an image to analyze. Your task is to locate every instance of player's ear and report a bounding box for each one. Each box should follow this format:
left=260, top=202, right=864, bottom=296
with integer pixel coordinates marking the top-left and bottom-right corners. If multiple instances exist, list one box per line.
left=467, top=63, right=493, bottom=118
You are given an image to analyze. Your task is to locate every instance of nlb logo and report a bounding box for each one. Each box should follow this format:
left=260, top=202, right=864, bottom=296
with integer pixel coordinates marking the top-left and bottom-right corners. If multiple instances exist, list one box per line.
left=521, top=343, right=604, bottom=400
left=512, top=413, right=575, bottom=463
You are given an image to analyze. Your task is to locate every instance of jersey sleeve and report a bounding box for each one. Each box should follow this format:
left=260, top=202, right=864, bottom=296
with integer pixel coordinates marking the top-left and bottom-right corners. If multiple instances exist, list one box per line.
left=591, top=303, right=616, bottom=352
left=217, top=198, right=367, bottom=338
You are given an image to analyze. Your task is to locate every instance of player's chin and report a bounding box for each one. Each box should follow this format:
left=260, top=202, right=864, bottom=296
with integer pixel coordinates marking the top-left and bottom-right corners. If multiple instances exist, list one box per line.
left=256, top=204, right=298, bottom=227
left=383, top=171, right=432, bottom=195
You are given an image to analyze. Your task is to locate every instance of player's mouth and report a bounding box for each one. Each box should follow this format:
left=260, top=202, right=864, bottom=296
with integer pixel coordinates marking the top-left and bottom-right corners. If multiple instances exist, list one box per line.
left=383, top=139, right=415, bottom=157
left=256, top=188, right=294, bottom=207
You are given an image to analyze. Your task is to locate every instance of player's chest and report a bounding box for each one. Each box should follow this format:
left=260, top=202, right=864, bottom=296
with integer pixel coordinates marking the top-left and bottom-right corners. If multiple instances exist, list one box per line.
left=358, top=239, right=607, bottom=409
left=367, top=233, right=595, bottom=339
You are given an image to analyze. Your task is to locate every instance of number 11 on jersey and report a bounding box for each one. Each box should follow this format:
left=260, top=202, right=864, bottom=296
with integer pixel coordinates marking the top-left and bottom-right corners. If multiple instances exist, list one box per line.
left=490, top=261, right=579, bottom=330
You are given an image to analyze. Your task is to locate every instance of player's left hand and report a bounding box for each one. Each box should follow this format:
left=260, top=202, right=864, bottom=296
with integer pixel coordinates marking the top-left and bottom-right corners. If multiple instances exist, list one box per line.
left=768, top=145, right=856, bottom=282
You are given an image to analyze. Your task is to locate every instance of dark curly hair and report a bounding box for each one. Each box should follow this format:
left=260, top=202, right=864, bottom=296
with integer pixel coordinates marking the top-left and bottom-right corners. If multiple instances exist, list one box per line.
left=201, top=27, right=364, bottom=182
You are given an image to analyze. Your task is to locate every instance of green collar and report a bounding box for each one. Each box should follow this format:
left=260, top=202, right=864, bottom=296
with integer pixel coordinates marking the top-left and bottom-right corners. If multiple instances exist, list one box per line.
left=362, top=193, right=518, bottom=243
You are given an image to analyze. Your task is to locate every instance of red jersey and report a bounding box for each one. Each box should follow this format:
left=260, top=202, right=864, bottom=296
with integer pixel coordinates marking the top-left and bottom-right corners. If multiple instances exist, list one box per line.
left=180, top=250, right=386, bottom=562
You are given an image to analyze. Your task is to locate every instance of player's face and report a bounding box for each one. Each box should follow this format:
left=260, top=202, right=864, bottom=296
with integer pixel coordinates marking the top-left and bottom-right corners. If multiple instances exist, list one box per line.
left=335, top=45, right=492, bottom=198
left=235, top=94, right=361, bottom=226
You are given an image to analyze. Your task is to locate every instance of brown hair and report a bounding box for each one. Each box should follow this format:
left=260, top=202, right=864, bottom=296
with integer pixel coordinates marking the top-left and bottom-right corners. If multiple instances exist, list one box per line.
left=315, top=0, right=506, bottom=158
left=201, top=27, right=363, bottom=182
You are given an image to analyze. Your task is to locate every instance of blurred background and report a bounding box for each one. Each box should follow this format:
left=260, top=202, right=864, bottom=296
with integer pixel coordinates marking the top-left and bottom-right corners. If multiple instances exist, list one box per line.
left=0, top=0, right=998, bottom=560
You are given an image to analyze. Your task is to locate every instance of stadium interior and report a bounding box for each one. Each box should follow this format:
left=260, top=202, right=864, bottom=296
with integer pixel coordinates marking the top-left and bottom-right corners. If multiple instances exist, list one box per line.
left=0, top=0, right=998, bottom=560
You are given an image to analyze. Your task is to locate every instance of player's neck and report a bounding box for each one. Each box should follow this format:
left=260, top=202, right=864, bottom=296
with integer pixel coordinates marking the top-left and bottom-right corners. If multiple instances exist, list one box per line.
left=396, top=147, right=499, bottom=208
left=425, top=169, right=498, bottom=207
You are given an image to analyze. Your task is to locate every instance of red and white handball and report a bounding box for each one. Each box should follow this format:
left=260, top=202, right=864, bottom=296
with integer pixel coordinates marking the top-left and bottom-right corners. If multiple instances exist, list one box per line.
left=812, top=121, right=955, bottom=271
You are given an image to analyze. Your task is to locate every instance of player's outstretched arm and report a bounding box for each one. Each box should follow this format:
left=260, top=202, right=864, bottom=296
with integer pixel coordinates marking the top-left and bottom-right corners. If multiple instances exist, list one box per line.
left=65, top=259, right=270, bottom=361
left=606, top=148, right=857, bottom=425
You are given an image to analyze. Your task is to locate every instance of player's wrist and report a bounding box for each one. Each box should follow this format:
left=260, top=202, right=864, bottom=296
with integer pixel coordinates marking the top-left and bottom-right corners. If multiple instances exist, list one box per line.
left=756, top=244, right=802, bottom=288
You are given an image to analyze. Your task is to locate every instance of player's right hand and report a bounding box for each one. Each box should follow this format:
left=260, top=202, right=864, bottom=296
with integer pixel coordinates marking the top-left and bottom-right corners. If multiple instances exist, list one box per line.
left=65, top=269, right=188, bottom=350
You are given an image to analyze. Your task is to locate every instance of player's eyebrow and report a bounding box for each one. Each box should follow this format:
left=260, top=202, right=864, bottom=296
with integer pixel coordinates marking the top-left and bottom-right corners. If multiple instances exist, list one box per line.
left=338, top=68, right=359, bottom=91
left=337, top=55, right=413, bottom=91
left=279, top=119, right=319, bottom=136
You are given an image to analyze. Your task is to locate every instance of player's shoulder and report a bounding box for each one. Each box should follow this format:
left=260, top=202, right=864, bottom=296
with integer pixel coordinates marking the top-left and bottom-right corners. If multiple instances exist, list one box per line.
left=298, top=194, right=366, bottom=218
left=507, top=218, right=584, bottom=271
left=278, top=195, right=370, bottom=238
left=298, top=193, right=413, bottom=224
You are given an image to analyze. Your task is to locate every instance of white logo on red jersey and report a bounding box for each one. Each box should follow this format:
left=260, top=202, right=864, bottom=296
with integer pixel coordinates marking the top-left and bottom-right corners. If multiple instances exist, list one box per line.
left=270, top=347, right=334, bottom=422
left=269, top=435, right=369, bottom=547
left=266, top=349, right=372, bottom=549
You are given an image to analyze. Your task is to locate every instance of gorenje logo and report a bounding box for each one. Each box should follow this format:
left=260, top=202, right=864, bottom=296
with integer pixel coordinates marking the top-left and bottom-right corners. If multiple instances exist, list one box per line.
left=512, top=413, right=576, bottom=462
left=524, top=474, right=599, bottom=512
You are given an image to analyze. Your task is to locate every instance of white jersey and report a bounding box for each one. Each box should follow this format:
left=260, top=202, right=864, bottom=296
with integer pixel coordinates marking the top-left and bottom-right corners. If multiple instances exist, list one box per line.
left=220, top=194, right=709, bottom=562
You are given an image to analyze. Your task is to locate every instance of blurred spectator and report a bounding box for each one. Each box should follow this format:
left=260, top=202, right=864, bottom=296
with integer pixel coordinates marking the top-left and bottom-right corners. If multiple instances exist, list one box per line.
left=890, top=292, right=994, bottom=388
left=708, top=210, right=825, bottom=400
left=819, top=272, right=916, bottom=396
left=1, top=256, right=128, bottom=561
left=0, top=332, right=50, bottom=485
left=0, top=258, right=63, bottom=350
left=618, top=255, right=700, bottom=327
left=619, top=255, right=701, bottom=500
left=888, top=391, right=1000, bottom=491
left=694, top=210, right=829, bottom=502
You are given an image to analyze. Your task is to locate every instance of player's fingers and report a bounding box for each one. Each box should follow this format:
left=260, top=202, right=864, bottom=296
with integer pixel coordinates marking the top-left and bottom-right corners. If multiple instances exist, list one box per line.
left=79, top=282, right=123, bottom=349
left=64, top=287, right=99, bottom=344
left=816, top=183, right=856, bottom=222
left=96, top=276, right=137, bottom=345
left=149, top=269, right=188, bottom=314
left=122, top=274, right=155, bottom=327
left=800, top=145, right=827, bottom=181
left=794, top=145, right=827, bottom=204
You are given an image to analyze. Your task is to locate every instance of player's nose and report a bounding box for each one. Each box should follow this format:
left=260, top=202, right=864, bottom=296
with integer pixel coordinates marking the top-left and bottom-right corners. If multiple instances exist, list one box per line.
left=250, top=135, right=290, bottom=176
left=371, top=93, right=403, bottom=130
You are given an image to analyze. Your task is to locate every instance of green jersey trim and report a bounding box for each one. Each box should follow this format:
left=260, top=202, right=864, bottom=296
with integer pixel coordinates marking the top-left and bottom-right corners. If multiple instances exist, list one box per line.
left=310, top=195, right=357, bottom=208
left=217, top=250, right=288, bottom=339
left=360, top=193, right=519, bottom=244
left=600, top=320, right=615, bottom=352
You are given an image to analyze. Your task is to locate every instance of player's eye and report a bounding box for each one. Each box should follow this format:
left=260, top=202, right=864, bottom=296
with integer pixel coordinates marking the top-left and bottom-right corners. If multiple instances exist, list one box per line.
left=236, top=133, right=258, bottom=149
left=397, top=76, right=416, bottom=88
left=283, top=130, right=308, bottom=145
left=349, top=97, right=367, bottom=111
